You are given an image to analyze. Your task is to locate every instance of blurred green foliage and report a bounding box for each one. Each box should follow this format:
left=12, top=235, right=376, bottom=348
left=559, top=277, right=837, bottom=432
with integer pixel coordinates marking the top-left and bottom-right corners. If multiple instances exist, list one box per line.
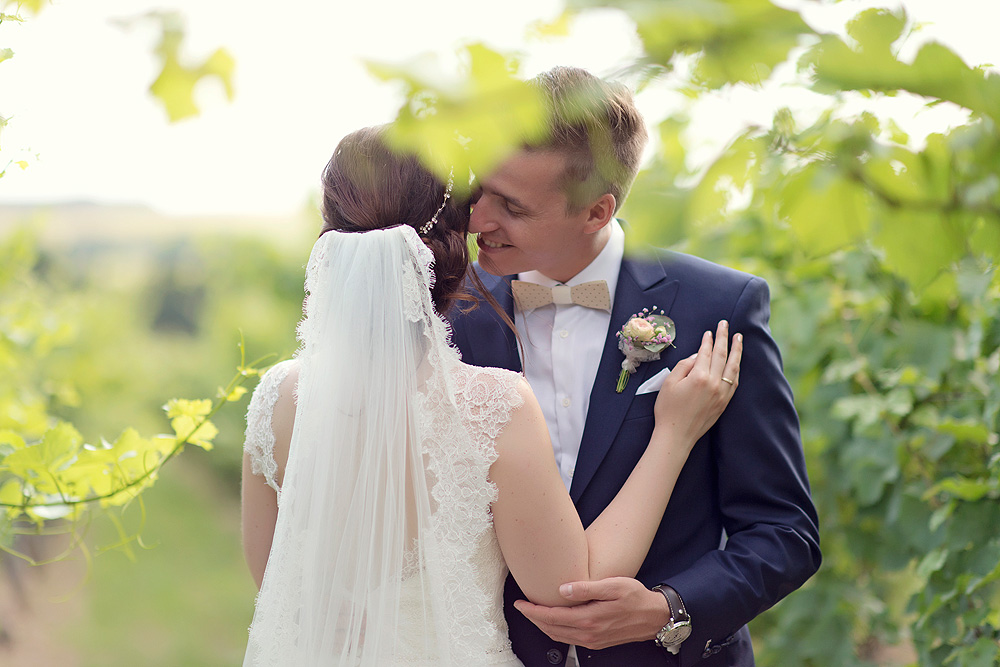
left=0, top=225, right=297, bottom=562
left=0, top=2, right=290, bottom=659
left=377, top=1, right=999, bottom=664
left=69, top=459, right=256, bottom=666
left=0, top=0, right=246, bottom=573
left=620, top=4, right=1000, bottom=665
left=0, top=216, right=311, bottom=659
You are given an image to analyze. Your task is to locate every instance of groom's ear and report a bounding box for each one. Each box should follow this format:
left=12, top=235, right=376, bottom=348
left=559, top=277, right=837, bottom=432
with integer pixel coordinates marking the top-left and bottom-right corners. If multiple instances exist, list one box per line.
left=582, top=193, right=617, bottom=235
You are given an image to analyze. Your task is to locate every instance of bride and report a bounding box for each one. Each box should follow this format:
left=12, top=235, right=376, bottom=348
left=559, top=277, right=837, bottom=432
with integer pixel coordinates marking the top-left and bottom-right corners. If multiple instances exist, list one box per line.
left=241, top=126, right=741, bottom=666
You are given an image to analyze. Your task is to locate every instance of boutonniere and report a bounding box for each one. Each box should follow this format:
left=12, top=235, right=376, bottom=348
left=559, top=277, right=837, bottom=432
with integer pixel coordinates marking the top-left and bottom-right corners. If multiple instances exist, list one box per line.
left=615, top=307, right=676, bottom=393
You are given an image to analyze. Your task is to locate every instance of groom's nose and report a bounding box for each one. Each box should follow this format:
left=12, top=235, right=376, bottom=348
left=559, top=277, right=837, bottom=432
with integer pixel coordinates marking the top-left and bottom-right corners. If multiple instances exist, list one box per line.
left=469, top=199, right=496, bottom=234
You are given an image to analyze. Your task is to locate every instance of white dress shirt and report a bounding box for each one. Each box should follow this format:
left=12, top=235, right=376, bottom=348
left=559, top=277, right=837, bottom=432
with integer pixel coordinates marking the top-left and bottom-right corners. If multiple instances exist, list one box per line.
left=516, top=219, right=625, bottom=491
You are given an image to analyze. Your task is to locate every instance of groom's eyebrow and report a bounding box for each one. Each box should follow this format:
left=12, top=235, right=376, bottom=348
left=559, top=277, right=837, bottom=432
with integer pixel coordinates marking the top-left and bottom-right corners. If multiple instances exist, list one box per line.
left=483, top=183, right=529, bottom=211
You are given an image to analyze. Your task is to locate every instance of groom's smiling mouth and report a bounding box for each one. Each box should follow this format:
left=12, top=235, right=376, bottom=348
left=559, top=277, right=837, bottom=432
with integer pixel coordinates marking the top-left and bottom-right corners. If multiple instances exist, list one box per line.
left=478, top=237, right=510, bottom=250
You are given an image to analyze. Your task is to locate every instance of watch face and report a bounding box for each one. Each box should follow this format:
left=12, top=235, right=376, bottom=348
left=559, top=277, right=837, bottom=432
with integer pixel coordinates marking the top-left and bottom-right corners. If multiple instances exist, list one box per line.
left=657, top=621, right=692, bottom=646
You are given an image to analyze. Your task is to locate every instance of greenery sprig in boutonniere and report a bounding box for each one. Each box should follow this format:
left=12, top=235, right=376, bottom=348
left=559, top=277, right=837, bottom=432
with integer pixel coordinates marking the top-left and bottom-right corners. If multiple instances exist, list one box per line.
left=615, top=307, right=676, bottom=393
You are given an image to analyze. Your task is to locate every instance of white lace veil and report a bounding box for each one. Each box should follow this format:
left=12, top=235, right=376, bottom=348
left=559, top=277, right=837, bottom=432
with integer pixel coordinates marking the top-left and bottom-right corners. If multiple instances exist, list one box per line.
left=244, top=224, right=461, bottom=666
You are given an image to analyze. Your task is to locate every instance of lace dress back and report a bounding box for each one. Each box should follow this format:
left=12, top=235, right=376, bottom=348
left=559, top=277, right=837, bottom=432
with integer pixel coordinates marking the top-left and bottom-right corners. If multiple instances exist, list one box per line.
left=244, top=358, right=525, bottom=666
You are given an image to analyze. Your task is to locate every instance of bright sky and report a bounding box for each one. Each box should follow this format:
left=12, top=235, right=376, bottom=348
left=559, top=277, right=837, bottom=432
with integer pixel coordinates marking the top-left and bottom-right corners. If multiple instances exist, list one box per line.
left=0, top=0, right=997, bottom=217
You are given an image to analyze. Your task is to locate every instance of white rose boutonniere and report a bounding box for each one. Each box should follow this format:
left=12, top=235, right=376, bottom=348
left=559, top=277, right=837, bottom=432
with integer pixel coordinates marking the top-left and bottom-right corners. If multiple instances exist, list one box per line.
left=615, top=307, right=676, bottom=393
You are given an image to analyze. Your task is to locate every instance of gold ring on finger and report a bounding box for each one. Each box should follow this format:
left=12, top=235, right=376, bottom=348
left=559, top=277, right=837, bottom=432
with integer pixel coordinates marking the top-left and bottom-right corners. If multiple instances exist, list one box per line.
left=721, top=377, right=734, bottom=385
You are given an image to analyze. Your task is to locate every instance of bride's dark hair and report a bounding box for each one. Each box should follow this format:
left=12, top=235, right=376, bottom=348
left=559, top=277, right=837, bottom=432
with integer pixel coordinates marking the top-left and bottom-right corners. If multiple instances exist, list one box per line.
left=319, top=125, right=472, bottom=314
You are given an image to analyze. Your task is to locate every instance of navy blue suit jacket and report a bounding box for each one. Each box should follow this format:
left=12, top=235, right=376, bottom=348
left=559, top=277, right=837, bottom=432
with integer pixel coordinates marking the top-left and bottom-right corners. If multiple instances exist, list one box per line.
left=449, top=250, right=821, bottom=666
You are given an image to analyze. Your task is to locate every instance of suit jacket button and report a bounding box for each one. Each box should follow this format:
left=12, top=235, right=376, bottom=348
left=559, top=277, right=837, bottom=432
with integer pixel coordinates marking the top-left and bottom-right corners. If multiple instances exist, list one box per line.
left=546, top=648, right=564, bottom=664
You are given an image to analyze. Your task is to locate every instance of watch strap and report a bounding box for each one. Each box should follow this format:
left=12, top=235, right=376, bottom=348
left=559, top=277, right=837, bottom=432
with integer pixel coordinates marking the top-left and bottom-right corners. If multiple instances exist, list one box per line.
left=653, top=584, right=690, bottom=624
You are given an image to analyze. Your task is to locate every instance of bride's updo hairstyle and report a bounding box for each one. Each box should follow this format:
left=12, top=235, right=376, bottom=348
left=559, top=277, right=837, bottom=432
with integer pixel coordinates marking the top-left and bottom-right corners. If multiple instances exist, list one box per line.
left=319, top=126, right=471, bottom=315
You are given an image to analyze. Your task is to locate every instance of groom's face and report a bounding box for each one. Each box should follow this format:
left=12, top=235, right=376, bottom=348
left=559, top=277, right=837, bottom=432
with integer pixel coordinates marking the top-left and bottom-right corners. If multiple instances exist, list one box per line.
left=470, top=150, right=595, bottom=282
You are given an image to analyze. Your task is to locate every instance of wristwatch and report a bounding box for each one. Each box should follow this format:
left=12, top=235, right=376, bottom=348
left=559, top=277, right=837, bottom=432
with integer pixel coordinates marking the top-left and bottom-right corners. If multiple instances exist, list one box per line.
left=652, top=584, right=692, bottom=652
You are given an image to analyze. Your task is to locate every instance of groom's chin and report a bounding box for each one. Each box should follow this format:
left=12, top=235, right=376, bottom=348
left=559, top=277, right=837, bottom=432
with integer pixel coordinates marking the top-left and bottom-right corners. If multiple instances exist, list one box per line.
left=476, top=252, right=508, bottom=277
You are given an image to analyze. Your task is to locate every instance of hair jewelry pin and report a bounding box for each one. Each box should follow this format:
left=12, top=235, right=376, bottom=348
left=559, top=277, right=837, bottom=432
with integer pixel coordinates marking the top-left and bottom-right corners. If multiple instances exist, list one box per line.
left=419, top=167, right=455, bottom=235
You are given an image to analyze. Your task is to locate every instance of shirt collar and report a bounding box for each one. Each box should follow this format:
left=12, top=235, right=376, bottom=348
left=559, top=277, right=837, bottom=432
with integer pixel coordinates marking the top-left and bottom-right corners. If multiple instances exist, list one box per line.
left=518, top=218, right=625, bottom=304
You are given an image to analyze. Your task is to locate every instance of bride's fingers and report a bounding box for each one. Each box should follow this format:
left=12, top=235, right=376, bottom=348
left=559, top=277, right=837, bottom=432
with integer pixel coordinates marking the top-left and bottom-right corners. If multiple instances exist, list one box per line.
left=710, top=320, right=729, bottom=378
left=692, top=330, right=714, bottom=374
left=658, top=355, right=696, bottom=398
left=721, top=333, right=743, bottom=390
left=665, top=353, right=698, bottom=383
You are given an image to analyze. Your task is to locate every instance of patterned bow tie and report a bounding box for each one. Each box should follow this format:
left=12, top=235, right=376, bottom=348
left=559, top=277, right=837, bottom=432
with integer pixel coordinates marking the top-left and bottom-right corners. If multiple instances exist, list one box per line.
left=511, top=279, right=612, bottom=312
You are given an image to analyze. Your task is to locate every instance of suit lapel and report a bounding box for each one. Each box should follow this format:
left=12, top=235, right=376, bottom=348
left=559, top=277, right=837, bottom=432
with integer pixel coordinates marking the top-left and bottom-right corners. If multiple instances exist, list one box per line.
left=480, top=273, right=522, bottom=373
left=570, top=257, right=680, bottom=503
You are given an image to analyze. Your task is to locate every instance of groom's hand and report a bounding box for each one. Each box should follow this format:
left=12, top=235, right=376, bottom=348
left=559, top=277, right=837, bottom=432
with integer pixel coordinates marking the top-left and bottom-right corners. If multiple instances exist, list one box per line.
left=512, top=577, right=670, bottom=650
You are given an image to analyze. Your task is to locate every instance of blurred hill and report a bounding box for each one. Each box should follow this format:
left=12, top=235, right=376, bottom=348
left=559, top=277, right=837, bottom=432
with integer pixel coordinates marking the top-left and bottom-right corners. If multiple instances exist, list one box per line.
left=0, top=201, right=311, bottom=246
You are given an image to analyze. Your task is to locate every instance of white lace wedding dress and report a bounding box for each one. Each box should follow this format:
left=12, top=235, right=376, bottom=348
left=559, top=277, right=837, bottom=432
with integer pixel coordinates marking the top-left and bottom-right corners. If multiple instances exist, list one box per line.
left=244, top=356, right=526, bottom=666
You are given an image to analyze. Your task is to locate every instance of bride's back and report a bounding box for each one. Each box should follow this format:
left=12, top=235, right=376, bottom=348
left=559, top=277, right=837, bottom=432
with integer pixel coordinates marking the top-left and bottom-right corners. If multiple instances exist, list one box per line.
left=243, top=353, right=528, bottom=665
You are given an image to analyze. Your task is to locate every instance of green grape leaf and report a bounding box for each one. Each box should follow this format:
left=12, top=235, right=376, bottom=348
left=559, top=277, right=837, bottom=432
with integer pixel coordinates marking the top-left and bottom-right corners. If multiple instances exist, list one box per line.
left=969, top=214, right=1000, bottom=257
left=201, top=48, right=235, bottom=100
left=168, top=415, right=218, bottom=451
left=927, top=475, right=997, bottom=502
left=845, top=6, right=906, bottom=52
left=104, top=431, right=164, bottom=504
left=148, top=61, right=198, bottom=122
left=688, top=130, right=764, bottom=225
left=916, top=547, right=948, bottom=579
left=959, top=636, right=1000, bottom=667
left=527, top=10, right=574, bottom=39
left=778, top=162, right=872, bottom=255
left=218, top=385, right=248, bottom=402
left=62, top=444, right=118, bottom=498
left=163, top=397, right=212, bottom=419
left=808, top=8, right=1000, bottom=123
left=0, top=491, right=23, bottom=521
left=656, top=115, right=689, bottom=175
left=961, top=174, right=1000, bottom=208
left=875, top=209, right=965, bottom=288
left=0, top=429, right=26, bottom=457
left=163, top=398, right=218, bottom=449
left=934, top=419, right=994, bottom=446
left=884, top=118, right=910, bottom=145
left=368, top=43, right=548, bottom=191
left=861, top=146, right=937, bottom=205
left=19, top=0, right=46, bottom=14
left=144, top=13, right=236, bottom=122
left=575, top=0, right=813, bottom=86
left=1, top=422, right=83, bottom=494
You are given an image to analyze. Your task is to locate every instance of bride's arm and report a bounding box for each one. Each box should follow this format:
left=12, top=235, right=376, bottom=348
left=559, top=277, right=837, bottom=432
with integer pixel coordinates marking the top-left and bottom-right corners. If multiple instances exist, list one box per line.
left=490, top=321, right=742, bottom=607
left=241, top=367, right=298, bottom=589
left=242, top=456, right=278, bottom=589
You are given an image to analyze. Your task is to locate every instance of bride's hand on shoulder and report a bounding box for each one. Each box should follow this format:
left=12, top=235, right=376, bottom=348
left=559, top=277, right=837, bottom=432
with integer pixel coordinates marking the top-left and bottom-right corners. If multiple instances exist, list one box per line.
left=653, top=320, right=742, bottom=446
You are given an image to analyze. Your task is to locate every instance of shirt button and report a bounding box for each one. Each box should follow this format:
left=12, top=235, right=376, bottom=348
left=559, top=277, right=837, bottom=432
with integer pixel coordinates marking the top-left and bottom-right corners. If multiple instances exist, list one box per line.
left=546, top=648, right=564, bottom=664
left=562, top=397, right=571, bottom=407
left=559, top=329, right=569, bottom=338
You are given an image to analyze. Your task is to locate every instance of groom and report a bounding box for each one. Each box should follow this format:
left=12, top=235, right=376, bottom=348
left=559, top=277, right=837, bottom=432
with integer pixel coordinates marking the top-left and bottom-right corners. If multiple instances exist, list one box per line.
left=449, top=67, right=821, bottom=666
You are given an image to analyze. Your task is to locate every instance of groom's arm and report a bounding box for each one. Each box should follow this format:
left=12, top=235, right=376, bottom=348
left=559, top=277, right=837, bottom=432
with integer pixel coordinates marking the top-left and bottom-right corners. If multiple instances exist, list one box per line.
left=516, top=276, right=821, bottom=664
left=660, top=275, right=821, bottom=663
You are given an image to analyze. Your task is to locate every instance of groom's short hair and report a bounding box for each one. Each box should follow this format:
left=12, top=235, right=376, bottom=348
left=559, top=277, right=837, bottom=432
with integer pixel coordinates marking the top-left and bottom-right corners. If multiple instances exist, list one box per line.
left=528, top=66, right=648, bottom=213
